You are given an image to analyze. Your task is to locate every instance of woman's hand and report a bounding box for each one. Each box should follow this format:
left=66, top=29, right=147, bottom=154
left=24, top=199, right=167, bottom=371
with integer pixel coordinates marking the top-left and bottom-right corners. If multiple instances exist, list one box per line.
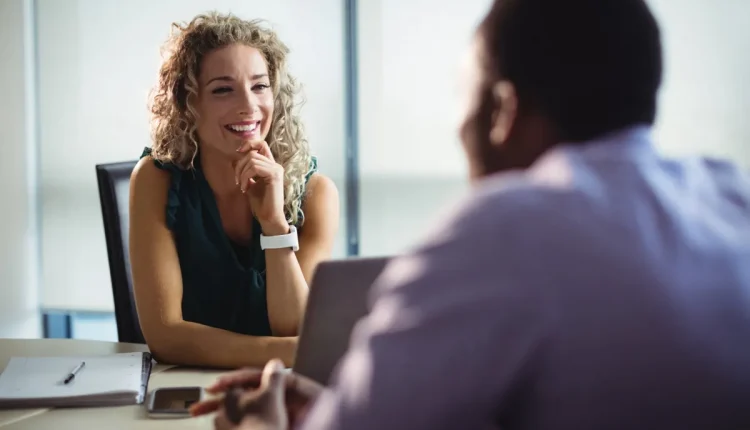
left=191, top=360, right=324, bottom=430
left=234, top=141, right=288, bottom=233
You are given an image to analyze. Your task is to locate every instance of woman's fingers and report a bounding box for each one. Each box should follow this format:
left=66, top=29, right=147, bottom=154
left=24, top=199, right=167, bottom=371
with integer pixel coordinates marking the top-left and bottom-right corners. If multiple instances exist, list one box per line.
left=234, top=156, right=251, bottom=186
left=234, top=140, right=266, bottom=182
left=239, top=157, right=277, bottom=192
left=235, top=152, right=277, bottom=190
left=233, top=153, right=265, bottom=186
left=236, top=141, right=274, bottom=163
left=257, top=141, right=274, bottom=162
left=235, top=140, right=262, bottom=154
left=240, top=169, right=258, bottom=192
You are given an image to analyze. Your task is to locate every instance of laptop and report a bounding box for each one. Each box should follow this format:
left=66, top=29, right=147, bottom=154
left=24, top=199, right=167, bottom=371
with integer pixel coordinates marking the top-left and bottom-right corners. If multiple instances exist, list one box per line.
left=293, top=256, right=391, bottom=385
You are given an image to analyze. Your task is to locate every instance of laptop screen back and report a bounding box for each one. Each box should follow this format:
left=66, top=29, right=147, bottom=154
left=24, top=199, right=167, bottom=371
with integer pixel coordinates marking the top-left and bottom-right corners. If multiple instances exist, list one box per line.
left=293, top=257, right=390, bottom=385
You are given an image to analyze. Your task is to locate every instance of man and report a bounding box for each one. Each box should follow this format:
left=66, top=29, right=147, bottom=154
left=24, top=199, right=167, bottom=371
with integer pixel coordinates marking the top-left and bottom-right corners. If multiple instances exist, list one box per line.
left=193, top=0, right=750, bottom=428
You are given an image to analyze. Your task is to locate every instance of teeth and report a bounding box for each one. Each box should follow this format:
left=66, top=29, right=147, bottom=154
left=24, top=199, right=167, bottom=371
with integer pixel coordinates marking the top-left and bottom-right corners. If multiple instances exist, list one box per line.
left=229, top=123, right=258, bottom=132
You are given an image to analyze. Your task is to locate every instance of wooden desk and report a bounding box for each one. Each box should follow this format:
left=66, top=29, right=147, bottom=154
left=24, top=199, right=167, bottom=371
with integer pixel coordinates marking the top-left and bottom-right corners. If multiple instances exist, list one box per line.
left=0, top=339, right=225, bottom=429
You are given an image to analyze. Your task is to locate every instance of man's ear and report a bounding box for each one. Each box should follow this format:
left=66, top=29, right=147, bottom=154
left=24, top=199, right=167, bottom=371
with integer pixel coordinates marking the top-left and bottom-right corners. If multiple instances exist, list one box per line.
left=489, top=80, right=518, bottom=146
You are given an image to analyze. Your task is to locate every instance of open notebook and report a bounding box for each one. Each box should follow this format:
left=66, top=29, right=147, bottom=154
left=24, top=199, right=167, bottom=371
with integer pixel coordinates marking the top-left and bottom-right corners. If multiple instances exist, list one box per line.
left=0, top=352, right=152, bottom=408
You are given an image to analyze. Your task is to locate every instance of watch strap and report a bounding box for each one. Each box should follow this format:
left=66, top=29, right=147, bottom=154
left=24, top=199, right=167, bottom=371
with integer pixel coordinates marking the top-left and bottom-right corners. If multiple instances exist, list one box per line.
left=260, top=225, right=299, bottom=252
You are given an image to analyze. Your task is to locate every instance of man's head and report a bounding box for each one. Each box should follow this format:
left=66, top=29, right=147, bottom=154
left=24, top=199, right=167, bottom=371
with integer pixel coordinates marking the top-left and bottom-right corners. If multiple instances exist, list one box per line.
left=459, top=0, right=663, bottom=179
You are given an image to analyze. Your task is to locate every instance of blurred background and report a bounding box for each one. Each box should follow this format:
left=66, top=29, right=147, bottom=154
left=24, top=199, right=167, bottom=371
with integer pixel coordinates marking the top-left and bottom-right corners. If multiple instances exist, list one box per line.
left=1, top=0, right=748, bottom=341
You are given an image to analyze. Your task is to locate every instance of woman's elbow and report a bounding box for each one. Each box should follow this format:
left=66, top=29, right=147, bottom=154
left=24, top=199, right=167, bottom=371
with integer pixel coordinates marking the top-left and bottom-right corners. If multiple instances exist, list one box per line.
left=271, top=320, right=302, bottom=337
left=148, top=341, right=181, bottom=365
left=141, top=321, right=184, bottom=364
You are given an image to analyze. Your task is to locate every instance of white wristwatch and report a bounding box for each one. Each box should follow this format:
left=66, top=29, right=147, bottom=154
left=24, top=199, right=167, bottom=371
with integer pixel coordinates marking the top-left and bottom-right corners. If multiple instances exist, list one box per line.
left=260, top=225, right=299, bottom=252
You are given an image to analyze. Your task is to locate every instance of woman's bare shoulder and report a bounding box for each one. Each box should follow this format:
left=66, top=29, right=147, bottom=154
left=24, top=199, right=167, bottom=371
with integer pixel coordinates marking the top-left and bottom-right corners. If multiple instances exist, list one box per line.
left=130, top=156, right=172, bottom=199
left=305, top=172, right=338, bottom=199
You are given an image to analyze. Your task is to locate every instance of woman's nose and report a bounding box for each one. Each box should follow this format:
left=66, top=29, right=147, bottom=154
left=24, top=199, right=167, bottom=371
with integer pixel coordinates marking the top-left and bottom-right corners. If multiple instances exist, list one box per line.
left=237, top=88, right=259, bottom=115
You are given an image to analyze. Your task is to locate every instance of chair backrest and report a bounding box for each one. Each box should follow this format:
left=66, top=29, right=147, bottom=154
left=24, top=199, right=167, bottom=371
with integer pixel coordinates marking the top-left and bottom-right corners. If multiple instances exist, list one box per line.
left=95, top=161, right=144, bottom=344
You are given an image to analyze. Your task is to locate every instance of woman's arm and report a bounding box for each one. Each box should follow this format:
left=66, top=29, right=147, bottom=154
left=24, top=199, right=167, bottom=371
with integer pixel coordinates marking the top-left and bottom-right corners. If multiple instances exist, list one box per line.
left=129, top=158, right=297, bottom=368
left=261, top=174, right=340, bottom=337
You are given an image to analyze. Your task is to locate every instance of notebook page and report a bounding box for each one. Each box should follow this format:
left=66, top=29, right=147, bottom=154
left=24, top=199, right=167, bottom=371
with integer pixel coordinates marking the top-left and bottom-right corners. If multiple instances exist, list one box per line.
left=0, top=352, right=146, bottom=400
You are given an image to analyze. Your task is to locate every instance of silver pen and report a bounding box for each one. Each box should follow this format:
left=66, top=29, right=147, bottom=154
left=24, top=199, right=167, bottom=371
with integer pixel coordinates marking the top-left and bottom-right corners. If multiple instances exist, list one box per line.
left=63, top=361, right=86, bottom=385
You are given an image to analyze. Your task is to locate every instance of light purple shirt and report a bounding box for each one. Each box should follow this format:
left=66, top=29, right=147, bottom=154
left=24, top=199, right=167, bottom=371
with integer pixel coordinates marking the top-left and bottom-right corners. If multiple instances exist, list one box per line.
left=301, top=126, right=750, bottom=430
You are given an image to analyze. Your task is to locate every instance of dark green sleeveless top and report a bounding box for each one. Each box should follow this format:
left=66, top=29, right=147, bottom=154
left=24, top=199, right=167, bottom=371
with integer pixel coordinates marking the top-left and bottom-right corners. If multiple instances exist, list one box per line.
left=140, top=147, right=317, bottom=336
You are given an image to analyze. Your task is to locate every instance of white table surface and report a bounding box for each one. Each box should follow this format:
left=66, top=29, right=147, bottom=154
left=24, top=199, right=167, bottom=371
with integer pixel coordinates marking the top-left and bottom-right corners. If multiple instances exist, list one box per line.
left=0, top=339, right=227, bottom=429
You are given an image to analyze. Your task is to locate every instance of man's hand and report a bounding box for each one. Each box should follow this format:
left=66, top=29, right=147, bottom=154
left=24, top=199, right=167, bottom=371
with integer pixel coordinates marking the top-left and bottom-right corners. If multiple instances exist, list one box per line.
left=191, top=359, right=324, bottom=430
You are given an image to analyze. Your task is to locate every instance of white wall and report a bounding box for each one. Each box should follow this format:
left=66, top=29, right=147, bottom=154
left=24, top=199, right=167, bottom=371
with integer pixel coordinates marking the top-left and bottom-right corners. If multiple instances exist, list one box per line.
left=36, top=0, right=347, bottom=312
left=358, top=0, right=493, bottom=257
left=358, top=0, right=750, bottom=257
left=0, top=0, right=42, bottom=338
left=649, top=0, right=750, bottom=166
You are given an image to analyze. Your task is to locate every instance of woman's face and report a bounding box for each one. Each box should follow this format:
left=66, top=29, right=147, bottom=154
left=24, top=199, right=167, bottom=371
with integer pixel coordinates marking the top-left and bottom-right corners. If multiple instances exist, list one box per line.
left=194, top=43, right=274, bottom=159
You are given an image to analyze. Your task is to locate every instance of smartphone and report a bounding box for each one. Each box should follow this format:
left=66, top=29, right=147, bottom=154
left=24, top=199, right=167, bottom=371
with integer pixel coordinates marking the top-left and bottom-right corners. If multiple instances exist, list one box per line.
left=147, top=386, right=205, bottom=419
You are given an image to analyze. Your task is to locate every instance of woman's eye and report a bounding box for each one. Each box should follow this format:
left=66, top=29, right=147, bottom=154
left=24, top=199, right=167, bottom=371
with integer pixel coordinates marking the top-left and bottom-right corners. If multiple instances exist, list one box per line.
left=212, top=87, right=232, bottom=94
left=253, top=84, right=270, bottom=91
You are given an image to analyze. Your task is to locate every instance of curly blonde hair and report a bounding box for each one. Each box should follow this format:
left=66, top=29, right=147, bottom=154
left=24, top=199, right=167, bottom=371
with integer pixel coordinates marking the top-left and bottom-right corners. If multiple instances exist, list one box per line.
left=149, top=12, right=313, bottom=225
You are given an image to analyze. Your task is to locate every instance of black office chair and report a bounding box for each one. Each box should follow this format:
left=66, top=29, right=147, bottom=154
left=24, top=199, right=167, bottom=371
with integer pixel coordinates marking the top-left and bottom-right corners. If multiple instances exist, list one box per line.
left=95, top=161, right=145, bottom=344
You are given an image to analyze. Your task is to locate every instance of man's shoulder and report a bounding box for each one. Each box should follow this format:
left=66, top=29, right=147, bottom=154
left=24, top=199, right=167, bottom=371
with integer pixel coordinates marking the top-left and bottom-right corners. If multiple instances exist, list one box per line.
left=453, top=170, right=579, bottom=227
left=415, top=170, right=579, bottom=255
left=695, top=156, right=750, bottom=194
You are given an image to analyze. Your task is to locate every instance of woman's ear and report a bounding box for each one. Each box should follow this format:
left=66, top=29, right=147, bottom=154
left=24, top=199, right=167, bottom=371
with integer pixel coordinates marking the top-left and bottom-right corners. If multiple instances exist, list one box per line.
left=489, top=80, right=518, bottom=146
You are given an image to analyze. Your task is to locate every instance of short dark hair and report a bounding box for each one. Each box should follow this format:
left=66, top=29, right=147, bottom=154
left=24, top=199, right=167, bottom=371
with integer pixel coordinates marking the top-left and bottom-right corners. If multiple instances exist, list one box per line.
left=479, top=0, right=662, bottom=142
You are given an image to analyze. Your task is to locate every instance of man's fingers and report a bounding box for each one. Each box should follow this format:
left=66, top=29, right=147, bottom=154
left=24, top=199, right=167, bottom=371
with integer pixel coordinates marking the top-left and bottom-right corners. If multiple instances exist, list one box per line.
left=225, top=387, right=262, bottom=424
left=260, top=359, right=286, bottom=392
left=212, top=408, right=235, bottom=430
left=235, top=359, right=287, bottom=428
left=206, top=368, right=263, bottom=394
left=189, top=397, right=222, bottom=416
left=290, top=373, right=325, bottom=399
left=199, top=362, right=314, bottom=427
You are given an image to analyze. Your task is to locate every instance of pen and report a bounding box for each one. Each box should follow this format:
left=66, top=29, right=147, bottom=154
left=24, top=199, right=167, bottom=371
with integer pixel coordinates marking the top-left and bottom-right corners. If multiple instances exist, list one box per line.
left=63, top=361, right=86, bottom=385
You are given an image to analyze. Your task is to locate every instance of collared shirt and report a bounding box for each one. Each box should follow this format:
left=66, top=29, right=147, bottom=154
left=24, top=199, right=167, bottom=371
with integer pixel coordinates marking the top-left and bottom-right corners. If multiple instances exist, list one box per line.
left=301, top=125, right=750, bottom=430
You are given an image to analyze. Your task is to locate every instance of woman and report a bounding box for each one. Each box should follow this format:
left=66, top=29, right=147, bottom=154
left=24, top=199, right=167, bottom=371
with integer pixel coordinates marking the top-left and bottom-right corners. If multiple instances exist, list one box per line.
left=129, top=12, right=340, bottom=369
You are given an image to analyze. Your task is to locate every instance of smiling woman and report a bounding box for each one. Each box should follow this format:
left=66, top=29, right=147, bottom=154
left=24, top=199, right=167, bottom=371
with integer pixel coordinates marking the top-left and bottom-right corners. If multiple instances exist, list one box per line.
left=128, top=12, right=340, bottom=369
